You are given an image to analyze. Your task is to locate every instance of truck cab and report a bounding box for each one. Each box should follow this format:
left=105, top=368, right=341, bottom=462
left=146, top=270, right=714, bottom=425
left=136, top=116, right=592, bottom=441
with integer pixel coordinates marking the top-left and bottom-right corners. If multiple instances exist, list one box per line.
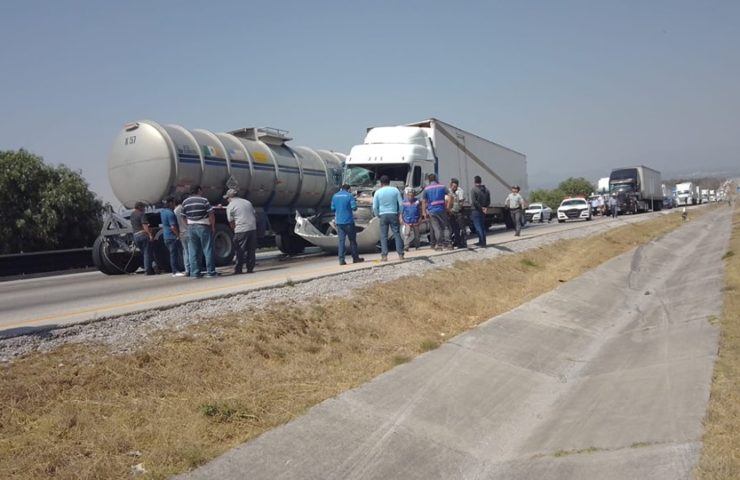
left=345, top=126, right=434, bottom=193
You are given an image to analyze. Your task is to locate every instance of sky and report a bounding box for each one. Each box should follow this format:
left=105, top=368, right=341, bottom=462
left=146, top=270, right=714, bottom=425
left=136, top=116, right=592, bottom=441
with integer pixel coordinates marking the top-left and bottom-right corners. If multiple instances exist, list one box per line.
left=1, top=0, right=739, bottom=205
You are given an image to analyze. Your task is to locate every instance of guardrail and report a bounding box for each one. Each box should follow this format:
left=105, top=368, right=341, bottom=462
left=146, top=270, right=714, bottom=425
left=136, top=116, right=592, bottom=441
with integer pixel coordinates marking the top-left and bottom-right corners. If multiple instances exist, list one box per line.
left=0, top=248, right=94, bottom=277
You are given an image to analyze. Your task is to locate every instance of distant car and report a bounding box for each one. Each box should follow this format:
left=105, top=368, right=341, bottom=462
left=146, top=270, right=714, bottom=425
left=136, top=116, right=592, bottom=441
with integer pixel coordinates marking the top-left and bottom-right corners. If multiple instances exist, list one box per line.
left=663, top=196, right=675, bottom=209
left=525, top=203, right=553, bottom=223
left=557, top=198, right=592, bottom=223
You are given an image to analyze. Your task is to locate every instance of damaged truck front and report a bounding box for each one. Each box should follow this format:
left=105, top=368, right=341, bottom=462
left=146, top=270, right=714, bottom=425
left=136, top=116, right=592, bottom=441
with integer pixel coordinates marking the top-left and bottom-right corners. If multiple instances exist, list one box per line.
left=295, top=118, right=528, bottom=253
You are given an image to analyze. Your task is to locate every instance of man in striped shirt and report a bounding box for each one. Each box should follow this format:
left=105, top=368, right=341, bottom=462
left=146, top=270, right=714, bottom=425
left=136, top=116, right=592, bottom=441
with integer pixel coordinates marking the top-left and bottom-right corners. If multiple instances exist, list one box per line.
left=182, top=185, right=219, bottom=278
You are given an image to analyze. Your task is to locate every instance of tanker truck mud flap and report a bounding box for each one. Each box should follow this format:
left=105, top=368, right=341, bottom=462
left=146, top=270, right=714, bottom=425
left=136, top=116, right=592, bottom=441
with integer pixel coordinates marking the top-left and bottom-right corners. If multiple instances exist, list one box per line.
left=294, top=212, right=382, bottom=254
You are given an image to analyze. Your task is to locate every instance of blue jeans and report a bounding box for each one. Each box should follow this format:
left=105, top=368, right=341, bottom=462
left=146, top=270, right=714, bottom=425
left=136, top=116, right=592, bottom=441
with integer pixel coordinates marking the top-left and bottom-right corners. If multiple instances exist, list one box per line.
left=336, top=223, right=359, bottom=262
left=134, top=232, right=154, bottom=273
left=471, top=210, right=486, bottom=245
left=188, top=224, right=215, bottom=276
left=164, top=238, right=182, bottom=273
left=379, top=214, right=404, bottom=257
left=180, top=234, right=191, bottom=274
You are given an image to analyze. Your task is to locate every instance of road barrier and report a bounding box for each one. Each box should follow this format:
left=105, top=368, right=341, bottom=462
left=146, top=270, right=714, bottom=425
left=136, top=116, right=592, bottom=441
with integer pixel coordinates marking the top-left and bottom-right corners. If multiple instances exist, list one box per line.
left=0, top=248, right=94, bottom=277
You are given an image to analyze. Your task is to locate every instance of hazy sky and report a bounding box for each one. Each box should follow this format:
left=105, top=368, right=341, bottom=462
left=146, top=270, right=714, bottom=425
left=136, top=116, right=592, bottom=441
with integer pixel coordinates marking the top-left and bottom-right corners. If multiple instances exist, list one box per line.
left=1, top=0, right=738, bottom=205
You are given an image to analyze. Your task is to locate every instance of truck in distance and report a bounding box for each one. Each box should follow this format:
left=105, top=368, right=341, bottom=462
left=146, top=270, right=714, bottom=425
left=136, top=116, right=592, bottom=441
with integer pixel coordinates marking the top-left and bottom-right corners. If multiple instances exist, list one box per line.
left=675, top=182, right=697, bottom=206
left=608, top=165, right=663, bottom=214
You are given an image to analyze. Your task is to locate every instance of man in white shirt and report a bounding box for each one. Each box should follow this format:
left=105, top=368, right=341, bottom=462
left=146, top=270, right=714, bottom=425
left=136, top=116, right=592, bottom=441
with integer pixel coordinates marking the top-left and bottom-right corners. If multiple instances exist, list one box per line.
left=505, top=185, right=528, bottom=237
left=224, top=189, right=257, bottom=274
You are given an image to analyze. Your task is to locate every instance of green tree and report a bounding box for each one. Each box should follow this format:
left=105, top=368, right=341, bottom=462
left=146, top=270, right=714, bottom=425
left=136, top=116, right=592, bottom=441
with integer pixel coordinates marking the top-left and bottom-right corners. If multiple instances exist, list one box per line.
left=529, top=188, right=566, bottom=208
left=0, top=149, right=103, bottom=254
left=558, top=177, right=596, bottom=197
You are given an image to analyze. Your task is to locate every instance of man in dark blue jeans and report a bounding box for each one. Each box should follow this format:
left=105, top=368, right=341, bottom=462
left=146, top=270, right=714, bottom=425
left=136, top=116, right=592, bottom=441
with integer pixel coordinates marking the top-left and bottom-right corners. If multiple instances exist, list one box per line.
left=372, top=175, right=404, bottom=261
left=331, top=184, right=364, bottom=265
left=470, top=176, right=491, bottom=247
left=160, top=196, right=185, bottom=276
left=130, top=201, right=155, bottom=275
left=182, top=185, right=219, bottom=278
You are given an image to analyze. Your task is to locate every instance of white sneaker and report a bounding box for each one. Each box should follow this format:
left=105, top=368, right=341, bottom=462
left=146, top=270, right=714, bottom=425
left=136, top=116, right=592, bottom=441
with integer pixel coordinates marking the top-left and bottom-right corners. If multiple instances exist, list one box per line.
left=172, top=272, right=186, bottom=277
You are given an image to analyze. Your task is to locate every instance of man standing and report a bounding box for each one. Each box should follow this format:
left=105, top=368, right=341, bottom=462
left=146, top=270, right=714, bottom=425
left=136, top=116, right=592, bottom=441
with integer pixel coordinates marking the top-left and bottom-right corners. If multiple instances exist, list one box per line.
left=447, top=178, right=466, bottom=248
left=505, top=185, right=527, bottom=236
left=331, top=184, right=364, bottom=265
left=224, top=189, right=258, bottom=274
left=401, top=187, right=422, bottom=251
left=421, top=173, right=452, bottom=251
left=182, top=185, right=219, bottom=278
left=173, top=196, right=192, bottom=277
left=609, top=194, right=619, bottom=219
left=470, top=176, right=490, bottom=247
left=131, top=201, right=155, bottom=275
left=372, top=175, right=404, bottom=261
left=160, top=196, right=185, bottom=276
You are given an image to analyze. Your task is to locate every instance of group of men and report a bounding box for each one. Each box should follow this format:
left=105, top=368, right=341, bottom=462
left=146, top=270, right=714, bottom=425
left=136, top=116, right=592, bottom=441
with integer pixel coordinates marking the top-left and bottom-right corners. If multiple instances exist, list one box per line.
left=130, top=185, right=258, bottom=278
left=330, top=174, right=495, bottom=264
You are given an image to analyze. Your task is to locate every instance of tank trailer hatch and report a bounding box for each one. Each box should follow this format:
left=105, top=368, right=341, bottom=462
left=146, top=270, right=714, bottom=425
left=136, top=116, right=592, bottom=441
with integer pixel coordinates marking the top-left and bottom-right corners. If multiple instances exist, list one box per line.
left=228, top=127, right=292, bottom=145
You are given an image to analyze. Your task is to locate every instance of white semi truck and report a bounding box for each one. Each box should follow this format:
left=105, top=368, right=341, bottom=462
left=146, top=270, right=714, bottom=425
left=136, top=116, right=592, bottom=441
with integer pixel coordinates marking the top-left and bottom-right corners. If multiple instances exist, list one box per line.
left=609, top=165, right=663, bottom=213
left=93, top=120, right=345, bottom=274
left=295, top=118, right=528, bottom=252
left=675, top=181, right=697, bottom=206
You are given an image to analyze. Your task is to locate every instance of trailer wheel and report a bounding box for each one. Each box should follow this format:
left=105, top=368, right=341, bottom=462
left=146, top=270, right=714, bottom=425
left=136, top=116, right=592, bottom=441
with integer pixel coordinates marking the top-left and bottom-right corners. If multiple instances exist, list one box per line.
left=94, top=236, right=141, bottom=275
left=276, top=232, right=306, bottom=256
left=213, top=224, right=235, bottom=267
left=152, top=232, right=171, bottom=273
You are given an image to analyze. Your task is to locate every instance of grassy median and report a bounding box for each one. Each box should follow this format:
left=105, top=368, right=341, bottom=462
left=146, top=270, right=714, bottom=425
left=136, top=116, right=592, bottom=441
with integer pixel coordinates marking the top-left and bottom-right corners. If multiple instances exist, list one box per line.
left=0, top=210, right=705, bottom=479
left=696, top=205, right=740, bottom=480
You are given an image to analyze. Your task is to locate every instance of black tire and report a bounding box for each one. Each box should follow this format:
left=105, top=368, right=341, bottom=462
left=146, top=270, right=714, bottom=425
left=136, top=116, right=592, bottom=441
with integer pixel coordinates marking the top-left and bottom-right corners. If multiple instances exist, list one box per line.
left=558, top=219, right=565, bottom=223
left=586, top=215, right=592, bottom=221
left=152, top=232, right=171, bottom=273
left=213, top=223, right=235, bottom=267
left=94, top=236, right=141, bottom=275
left=276, top=232, right=306, bottom=256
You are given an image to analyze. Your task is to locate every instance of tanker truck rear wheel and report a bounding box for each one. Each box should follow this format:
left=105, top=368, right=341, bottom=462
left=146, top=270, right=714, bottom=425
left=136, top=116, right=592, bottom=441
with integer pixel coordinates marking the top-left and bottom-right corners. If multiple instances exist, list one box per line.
left=276, top=232, right=306, bottom=256
left=213, top=224, right=235, bottom=267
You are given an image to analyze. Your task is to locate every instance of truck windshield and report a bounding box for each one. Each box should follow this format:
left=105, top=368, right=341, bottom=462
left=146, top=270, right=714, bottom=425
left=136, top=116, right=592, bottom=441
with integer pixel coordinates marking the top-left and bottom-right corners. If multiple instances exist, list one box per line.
left=345, top=164, right=409, bottom=188
left=609, top=168, right=638, bottom=193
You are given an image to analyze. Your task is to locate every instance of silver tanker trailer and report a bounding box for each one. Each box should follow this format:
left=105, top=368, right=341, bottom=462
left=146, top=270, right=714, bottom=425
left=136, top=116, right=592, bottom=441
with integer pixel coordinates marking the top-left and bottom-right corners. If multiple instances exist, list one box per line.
left=93, top=120, right=344, bottom=275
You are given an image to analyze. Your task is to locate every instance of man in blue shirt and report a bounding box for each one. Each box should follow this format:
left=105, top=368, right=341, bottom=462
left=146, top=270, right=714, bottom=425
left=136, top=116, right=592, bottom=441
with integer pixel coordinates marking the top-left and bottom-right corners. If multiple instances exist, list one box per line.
left=421, top=173, right=452, bottom=250
left=372, top=175, right=404, bottom=261
left=331, top=184, right=364, bottom=265
left=160, top=196, right=186, bottom=276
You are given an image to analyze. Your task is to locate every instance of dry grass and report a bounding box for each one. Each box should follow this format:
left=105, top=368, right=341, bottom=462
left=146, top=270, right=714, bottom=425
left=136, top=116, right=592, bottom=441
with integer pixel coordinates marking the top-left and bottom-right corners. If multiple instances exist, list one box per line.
left=0, top=211, right=696, bottom=479
left=696, top=206, right=740, bottom=479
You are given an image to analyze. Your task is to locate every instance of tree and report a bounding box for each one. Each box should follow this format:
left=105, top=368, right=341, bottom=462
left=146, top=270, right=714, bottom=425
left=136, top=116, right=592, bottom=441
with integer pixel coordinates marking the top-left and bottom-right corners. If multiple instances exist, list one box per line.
left=529, top=188, right=566, bottom=208
left=0, top=149, right=103, bottom=254
left=558, top=177, right=596, bottom=197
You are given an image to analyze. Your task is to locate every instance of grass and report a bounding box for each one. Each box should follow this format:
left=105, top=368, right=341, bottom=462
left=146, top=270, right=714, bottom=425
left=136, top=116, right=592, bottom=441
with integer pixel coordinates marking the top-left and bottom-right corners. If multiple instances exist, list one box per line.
left=0, top=210, right=701, bottom=479
left=696, top=206, right=740, bottom=480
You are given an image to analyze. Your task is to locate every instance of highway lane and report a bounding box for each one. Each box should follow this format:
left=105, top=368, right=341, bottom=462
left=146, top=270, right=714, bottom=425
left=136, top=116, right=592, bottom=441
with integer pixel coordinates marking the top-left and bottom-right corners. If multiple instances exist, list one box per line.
left=0, top=215, right=651, bottom=336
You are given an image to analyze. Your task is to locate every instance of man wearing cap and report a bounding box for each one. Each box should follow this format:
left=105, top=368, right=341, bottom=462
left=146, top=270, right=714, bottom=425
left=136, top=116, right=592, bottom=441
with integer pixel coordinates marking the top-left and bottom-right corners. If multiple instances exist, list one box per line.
left=224, top=188, right=257, bottom=274
left=470, top=175, right=491, bottom=246
left=182, top=185, right=219, bottom=278
left=330, top=184, right=364, bottom=265
left=505, top=185, right=528, bottom=237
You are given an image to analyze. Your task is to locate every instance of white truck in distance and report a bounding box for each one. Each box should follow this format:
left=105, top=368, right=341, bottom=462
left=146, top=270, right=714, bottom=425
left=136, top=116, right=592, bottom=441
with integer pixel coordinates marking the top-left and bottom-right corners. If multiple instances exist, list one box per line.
left=675, top=182, right=697, bottom=206
left=295, top=118, right=528, bottom=252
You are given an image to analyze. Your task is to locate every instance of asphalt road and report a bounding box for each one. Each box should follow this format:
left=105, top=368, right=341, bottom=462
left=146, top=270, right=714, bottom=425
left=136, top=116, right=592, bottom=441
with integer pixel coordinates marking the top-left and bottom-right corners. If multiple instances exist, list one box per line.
left=176, top=206, right=731, bottom=480
left=0, top=214, right=665, bottom=336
